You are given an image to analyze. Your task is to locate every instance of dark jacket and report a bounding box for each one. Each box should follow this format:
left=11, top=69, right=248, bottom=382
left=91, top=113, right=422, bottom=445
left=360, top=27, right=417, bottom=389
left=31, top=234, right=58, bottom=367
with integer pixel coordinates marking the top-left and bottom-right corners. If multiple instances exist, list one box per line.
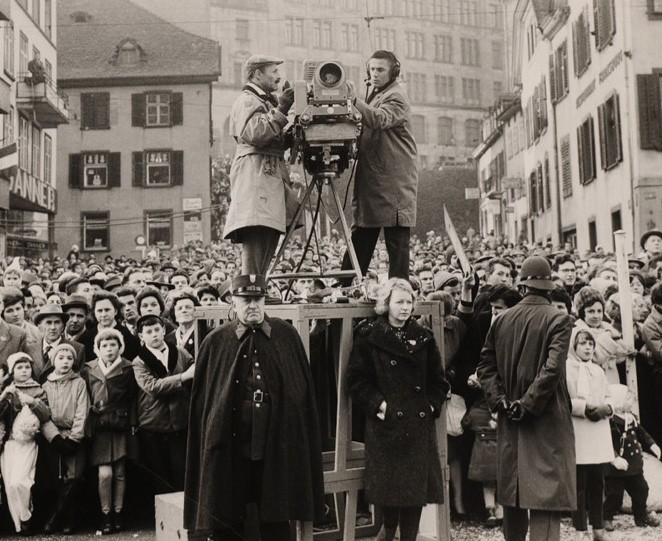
left=346, top=316, right=449, bottom=507
left=184, top=316, right=325, bottom=530
left=132, top=343, right=193, bottom=433
left=607, top=413, right=656, bottom=477
left=477, top=294, right=576, bottom=511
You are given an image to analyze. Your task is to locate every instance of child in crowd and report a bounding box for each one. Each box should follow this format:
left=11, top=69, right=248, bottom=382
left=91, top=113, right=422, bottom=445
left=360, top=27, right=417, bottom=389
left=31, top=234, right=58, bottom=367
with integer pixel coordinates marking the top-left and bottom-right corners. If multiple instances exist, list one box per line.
left=463, top=371, right=501, bottom=527
left=0, top=352, right=50, bottom=534
left=41, top=343, right=90, bottom=534
left=566, top=329, right=614, bottom=541
left=82, top=328, right=137, bottom=535
left=603, top=384, right=661, bottom=531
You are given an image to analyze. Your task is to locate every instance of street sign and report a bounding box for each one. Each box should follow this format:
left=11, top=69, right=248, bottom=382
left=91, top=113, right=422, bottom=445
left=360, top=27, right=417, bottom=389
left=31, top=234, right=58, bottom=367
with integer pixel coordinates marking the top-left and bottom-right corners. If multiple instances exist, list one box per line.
left=465, top=187, right=480, bottom=199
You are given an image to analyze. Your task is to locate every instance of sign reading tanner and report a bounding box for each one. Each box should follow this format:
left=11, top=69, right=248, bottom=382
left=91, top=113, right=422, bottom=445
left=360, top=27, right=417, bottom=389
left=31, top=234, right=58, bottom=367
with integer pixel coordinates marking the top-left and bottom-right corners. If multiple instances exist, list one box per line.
left=9, top=169, right=57, bottom=213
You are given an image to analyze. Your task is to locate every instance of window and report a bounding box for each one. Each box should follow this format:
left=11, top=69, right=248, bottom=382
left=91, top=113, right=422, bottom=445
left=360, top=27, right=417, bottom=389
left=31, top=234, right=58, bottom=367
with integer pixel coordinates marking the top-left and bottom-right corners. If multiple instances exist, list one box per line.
left=83, top=152, right=109, bottom=188
left=488, top=4, right=503, bottom=29
left=411, top=115, right=426, bottom=143
left=597, top=93, right=622, bottom=170
left=31, top=0, right=40, bottom=27
left=117, top=41, right=140, bottom=65
left=492, top=41, right=504, bottom=69
left=31, top=125, right=40, bottom=177
left=132, top=92, right=183, bottom=127
left=434, top=35, right=452, bottom=63
left=43, top=134, right=52, bottom=185
left=462, top=78, right=481, bottom=105
left=560, top=135, right=572, bottom=198
left=18, top=116, right=29, bottom=171
left=408, top=73, right=426, bottom=102
left=438, top=117, right=454, bottom=145
left=44, top=0, right=52, bottom=39
left=82, top=212, right=110, bottom=251
left=404, top=0, right=423, bottom=17
left=3, top=106, right=14, bottom=145
left=19, top=32, right=28, bottom=76
left=459, top=0, right=478, bottom=26
left=435, top=75, right=454, bottom=103
left=81, top=92, right=110, bottom=130
left=342, top=24, right=360, bottom=51
left=573, top=6, right=592, bottom=76
left=432, top=0, right=450, bottom=22
left=649, top=0, right=662, bottom=13
left=145, top=210, right=173, bottom=247
left=588, top=219, right=597, bottom=251
left=549, top=40, right=569, bottom=103
left=577, top=116, right=597, bottom=185
left=4, top=23, right=14, bottom=76
left=533, top=76, right=548, bottom=138
left=529, top=171, right=538, bottom=215
left=637, top=72, right=662, bottom=150
left=285, top=17, right=304, bottom=46
left=69, top=152, right=120, bottom=189
left=132, top=150, right=183, bottom=187
left=236, top=19, right=249, bottom=41
left=465, top=119, right=480, bottom=147
left=594, top=0, right=616, bottom=51
left=375, top=28, right=396, bottom=51
left=44, top=59, right=52, bottom=82
left=460, top=38, right=480, bottom=66
left=375, top=0, right=394, bottom=15
left=406, top=32, right=425, bottom=59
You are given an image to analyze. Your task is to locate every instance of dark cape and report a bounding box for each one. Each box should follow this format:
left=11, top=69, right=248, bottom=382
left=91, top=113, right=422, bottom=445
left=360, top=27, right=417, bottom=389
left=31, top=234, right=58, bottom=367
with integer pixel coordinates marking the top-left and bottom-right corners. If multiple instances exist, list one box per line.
left=183, top=316, right=325, bottom=531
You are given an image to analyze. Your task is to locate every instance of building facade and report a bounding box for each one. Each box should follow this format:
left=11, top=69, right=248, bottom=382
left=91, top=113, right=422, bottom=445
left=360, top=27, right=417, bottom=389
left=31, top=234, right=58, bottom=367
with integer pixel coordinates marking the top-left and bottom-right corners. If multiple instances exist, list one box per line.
left=0, top=0, right=68, bottom=259
left=477, top=0, right=662, bottom=254
left=55, top=0, right=220, bottom=257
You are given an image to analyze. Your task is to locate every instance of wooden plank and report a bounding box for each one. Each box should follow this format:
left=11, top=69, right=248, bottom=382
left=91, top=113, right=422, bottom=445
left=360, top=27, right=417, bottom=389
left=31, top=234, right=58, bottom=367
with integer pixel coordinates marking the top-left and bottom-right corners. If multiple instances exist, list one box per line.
left=343, top=491, right=358, bottom=541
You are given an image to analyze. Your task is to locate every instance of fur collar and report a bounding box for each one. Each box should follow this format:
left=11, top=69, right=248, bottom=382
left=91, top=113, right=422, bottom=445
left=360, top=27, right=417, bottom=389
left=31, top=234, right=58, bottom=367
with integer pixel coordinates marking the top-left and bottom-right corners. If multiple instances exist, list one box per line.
left=138, top=343, right=178, bottom=378
left=366, top=316, right=432, bottom=358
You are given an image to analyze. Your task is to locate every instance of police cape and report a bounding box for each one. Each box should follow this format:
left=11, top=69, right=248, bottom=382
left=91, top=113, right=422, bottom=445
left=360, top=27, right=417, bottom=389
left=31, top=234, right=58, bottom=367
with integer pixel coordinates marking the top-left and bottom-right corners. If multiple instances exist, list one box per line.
left=184, top=316, right=326, bottom=531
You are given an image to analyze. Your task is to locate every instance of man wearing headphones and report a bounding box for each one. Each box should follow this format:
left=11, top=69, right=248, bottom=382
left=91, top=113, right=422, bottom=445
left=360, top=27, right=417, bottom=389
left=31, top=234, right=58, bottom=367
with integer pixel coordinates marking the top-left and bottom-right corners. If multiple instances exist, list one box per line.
left=341, top=50, right=418, bottom=283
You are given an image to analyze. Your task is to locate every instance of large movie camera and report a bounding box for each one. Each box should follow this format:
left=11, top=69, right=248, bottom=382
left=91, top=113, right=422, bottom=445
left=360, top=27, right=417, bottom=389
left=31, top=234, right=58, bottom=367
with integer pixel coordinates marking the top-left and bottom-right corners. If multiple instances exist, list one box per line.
left=290, top=60, right=362, bottom=177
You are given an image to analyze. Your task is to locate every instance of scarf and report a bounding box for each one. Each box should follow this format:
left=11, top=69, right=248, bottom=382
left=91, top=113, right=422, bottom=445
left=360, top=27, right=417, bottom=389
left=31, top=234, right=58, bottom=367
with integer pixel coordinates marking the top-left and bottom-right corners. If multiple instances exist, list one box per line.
left=98, top=356, right=123, bottom=377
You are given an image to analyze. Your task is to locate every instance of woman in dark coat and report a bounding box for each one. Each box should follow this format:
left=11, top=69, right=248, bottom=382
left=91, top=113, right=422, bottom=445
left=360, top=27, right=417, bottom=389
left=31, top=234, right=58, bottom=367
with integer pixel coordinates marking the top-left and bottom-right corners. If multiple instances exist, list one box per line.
left=347, top=278, right=449, bottom=541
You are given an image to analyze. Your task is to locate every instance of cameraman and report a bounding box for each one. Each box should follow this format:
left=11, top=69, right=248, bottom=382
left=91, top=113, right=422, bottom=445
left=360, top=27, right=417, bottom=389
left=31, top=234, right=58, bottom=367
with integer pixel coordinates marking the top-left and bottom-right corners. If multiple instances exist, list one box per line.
left=341, top=50, right=418, bottom=283
left=223, top=55, right=295, bottom=275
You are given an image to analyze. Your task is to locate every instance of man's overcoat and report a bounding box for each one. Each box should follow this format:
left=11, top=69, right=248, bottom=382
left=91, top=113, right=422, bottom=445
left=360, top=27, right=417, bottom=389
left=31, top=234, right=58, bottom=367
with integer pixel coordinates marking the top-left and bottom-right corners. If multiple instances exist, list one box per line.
left=477, top=295, right=576, bottom=511
left=223, top=88, right=289, bottom=241
left=184, top=316, right=325, bottom=531
left=352, top=81, right=418, bottom=228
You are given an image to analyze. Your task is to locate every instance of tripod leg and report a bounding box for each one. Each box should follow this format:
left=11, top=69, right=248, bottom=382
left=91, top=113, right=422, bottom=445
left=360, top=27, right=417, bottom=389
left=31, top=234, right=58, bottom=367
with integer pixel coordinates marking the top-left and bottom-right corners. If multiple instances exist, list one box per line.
left=328, top=180, right=363, bottom=283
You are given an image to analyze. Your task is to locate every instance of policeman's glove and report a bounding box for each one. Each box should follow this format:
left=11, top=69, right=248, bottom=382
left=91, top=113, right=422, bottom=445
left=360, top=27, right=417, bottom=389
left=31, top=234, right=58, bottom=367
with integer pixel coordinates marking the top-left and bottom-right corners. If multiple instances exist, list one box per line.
left=507, top=400, right=526, bottom=422
left=495, top=397, right=511, bottom=417
left=277, top=84, right=295, bottom=115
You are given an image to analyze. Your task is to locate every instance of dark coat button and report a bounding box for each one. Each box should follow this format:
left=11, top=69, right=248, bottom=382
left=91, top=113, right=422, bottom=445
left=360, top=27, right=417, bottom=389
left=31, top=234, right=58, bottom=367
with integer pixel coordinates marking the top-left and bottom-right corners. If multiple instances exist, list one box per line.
left=390, top=360, right=397, bottom=366
left=419, top=411, right=426, bottom=418
left=414, top=386, right=422, bottom=392
left=396, top=411, right=404, bottom=418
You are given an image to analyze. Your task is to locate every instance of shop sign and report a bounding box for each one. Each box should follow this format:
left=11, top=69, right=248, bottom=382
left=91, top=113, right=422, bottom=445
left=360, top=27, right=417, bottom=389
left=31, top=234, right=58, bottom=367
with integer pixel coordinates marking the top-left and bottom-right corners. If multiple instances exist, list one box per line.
left=9, top=169, right=56, bottom=213
left=183, top=197, right=203, bottom=243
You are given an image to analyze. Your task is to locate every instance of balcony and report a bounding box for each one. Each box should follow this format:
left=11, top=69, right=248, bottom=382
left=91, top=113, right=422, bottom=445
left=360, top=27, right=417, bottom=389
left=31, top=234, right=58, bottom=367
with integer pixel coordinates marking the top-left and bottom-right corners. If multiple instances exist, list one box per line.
left=16, top=75, right=69, bottom=128
left=0, top=0, right=9, bottom=21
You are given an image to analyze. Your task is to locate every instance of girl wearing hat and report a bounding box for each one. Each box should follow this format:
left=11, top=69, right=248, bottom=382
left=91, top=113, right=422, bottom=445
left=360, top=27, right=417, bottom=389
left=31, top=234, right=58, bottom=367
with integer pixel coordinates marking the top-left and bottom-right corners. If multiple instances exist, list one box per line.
left=0, top=352, right=50, bottom=534
left=41, top=343, right=90, bottom=534
left=81, top=328, right=137, bottom=534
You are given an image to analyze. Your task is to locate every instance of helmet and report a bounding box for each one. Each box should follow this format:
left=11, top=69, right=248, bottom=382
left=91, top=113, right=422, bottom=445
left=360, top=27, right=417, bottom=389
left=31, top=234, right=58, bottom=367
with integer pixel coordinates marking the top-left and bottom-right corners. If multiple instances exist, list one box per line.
left=518, top=256, right=555, bottom=291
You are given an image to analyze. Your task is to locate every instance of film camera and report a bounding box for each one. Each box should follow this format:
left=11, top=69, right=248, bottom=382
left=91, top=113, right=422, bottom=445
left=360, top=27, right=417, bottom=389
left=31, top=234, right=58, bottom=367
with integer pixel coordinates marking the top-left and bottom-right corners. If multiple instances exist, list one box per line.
left=290, top=60, right=362, bottom=176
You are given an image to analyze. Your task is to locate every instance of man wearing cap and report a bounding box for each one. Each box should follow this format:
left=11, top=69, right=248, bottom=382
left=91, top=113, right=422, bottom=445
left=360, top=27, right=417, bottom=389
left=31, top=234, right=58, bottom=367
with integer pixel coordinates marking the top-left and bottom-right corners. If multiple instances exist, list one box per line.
left=62, top=295, right=90, bottom=344
left=223, top=55, right=295, bottom=276
left=34, top=304, right=86, bottom=381
left=185, top=274, right=324, bottom=540
left=640, top=229, right=662, bottom=263
left=477, top=256, right=575, bottom=541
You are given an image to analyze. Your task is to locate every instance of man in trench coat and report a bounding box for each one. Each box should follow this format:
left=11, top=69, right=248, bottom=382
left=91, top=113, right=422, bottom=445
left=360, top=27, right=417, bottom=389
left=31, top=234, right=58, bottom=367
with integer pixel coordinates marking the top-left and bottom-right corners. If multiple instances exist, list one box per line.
left=341, top=50, right=418, bottom=282
left=223, top=55, right=295, bottom=275
left=184, top=274, right=325, bottom=540
left=477, top=256, right=575, bottom=541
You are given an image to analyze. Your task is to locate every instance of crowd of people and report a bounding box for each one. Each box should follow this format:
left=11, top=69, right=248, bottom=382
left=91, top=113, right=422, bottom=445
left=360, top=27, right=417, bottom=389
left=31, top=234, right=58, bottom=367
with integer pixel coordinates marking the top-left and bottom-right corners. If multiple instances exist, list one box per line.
left=0, top=224, right=659, bottom=538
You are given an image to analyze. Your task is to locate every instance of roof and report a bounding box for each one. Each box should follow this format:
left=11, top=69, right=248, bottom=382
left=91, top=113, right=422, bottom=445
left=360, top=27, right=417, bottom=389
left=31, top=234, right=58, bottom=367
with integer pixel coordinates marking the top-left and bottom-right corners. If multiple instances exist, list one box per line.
left=57, top=0, right=221, bottom=84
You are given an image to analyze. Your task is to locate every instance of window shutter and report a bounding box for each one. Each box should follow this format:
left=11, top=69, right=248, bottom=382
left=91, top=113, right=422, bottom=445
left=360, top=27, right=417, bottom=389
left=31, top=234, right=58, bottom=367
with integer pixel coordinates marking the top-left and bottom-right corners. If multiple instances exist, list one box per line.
left=598, top=103, right=607, bottom=170
left=69, top=154, right=82, bottom=188
left=588, top=116, right=596, bottom=181
left=108, top=152, right=121, bottom=187
left=171, top=93, right=183, bottom=126
left=572, top=21, right=579, bottom=76
left=131, top=93, right=146, bottom=127
left=549, top=54, right=557, bottom=103
left=637, top=74, right=662, bottom=150
left=613, top=93, right=622, bottom=163
left=577, top=125, right=585, bottom=185
left=593, top=0, right=601, bottom=48
left=561, top=136, right=572, bottom=197
left=132, top=151, right=144, bottom=186
left=533, top=86, right=540, bottom=138
left=99, top=93, right=110, bottom=129
left=80, top=94, right=93, bottom=129
left=172, top=150, right=184, bottom=185
left=560, top=42, right=569, bottom=96
left=536, top=163, right=544, bottom=212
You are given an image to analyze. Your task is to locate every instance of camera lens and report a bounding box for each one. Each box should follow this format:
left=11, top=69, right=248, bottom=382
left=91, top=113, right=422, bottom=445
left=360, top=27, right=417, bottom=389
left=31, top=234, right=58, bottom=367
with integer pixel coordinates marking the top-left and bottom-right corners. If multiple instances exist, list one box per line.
left=318, top=63, right=342, bottom=87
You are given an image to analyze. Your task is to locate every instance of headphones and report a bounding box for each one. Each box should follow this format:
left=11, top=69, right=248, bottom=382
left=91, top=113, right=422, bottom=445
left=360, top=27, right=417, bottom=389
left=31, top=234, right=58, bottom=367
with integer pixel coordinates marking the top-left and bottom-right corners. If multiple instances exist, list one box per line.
left=365, top=50, right=401, bottom=82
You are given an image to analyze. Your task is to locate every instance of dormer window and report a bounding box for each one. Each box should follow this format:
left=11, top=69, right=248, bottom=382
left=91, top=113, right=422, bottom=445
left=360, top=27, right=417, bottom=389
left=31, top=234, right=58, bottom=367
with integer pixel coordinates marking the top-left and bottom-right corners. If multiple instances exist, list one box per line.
left=110, top=38, right=144, bottom=67
left=70, top=11, right=91, bottom=23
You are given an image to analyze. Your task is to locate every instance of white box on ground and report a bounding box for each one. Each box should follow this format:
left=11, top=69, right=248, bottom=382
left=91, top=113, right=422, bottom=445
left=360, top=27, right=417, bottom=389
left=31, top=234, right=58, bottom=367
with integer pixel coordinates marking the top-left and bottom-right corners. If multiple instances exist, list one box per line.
left=155, top=491, right=188, bottom=541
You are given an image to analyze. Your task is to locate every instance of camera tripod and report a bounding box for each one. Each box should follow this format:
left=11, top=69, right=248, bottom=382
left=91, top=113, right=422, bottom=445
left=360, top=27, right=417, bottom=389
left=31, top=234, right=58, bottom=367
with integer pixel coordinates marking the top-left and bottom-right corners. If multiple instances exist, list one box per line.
left=267, top=171, right=363, bottom=285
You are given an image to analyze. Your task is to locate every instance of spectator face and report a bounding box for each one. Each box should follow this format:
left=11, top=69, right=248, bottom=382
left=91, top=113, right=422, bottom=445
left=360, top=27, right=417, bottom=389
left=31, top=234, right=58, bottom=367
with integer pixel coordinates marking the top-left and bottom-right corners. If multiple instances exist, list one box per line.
left=3, top=302, right=25, bottom=326
left=139, top=323, right=166, bottom=350
left=65, top=307, right=87, bottom=335
left=632, top=296, right=650, bottom=322
left=3, top=271, right=20, bottom=288
left=94, top=299, right=117, bottom=328
left=211, top=270, right=226, bottom=285
left=118, top=294, right=138, bottom=323
left=442, top=283, right=462, bottom=311
left=267, top=282, right=281, bottom=299
left=227, top=262, right=237, bottom=277
left=387, top=289, right=414, bottom=326
left=630, top=278, right=644, bottom=296
left=38, top=315, right=65, bottom=343
left=575, top=335, right=595, bottom=362
left=199, top=293, right=218, bottom=307
left=139, top=296, right=162, bottom=316
left=296, top=278, right=313, bottom=295
left=419, top=271, right=434, bottom=294
left=597, top=268, right=618, bottom=284
left=557, top=261, right=577, bottom=286
left=47, top=294, right=62, bottom=305
left=171, top=275, right=188, bottom=291
left=97, top=338, right=120, bottom=364
left=644, top=235, right=662, bottom=256
left=583, top=301, right=604, bottom=328
left=174, top=298, right=196, bottom=326
left=53, top=350, right=75, bottom=375
left=487, top=264, right=512, bottom=286
left=127, top=272, right=146, bottom=289
left=490, top=299, right=509, bottom=319
left=72, top=281, right=93, bottom=301
left=197, top=274, right=211, bottom=287
left=551, top=301, right=569, bottom=314
left=12, top=361, right=32, bottom=383
left=233, top=295, right=265, bottom=326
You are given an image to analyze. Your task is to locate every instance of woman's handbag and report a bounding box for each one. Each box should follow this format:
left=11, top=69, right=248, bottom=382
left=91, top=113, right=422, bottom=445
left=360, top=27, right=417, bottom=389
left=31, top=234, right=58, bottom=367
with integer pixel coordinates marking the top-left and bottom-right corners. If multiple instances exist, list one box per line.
left=446, top=393, right=467, bottom=437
